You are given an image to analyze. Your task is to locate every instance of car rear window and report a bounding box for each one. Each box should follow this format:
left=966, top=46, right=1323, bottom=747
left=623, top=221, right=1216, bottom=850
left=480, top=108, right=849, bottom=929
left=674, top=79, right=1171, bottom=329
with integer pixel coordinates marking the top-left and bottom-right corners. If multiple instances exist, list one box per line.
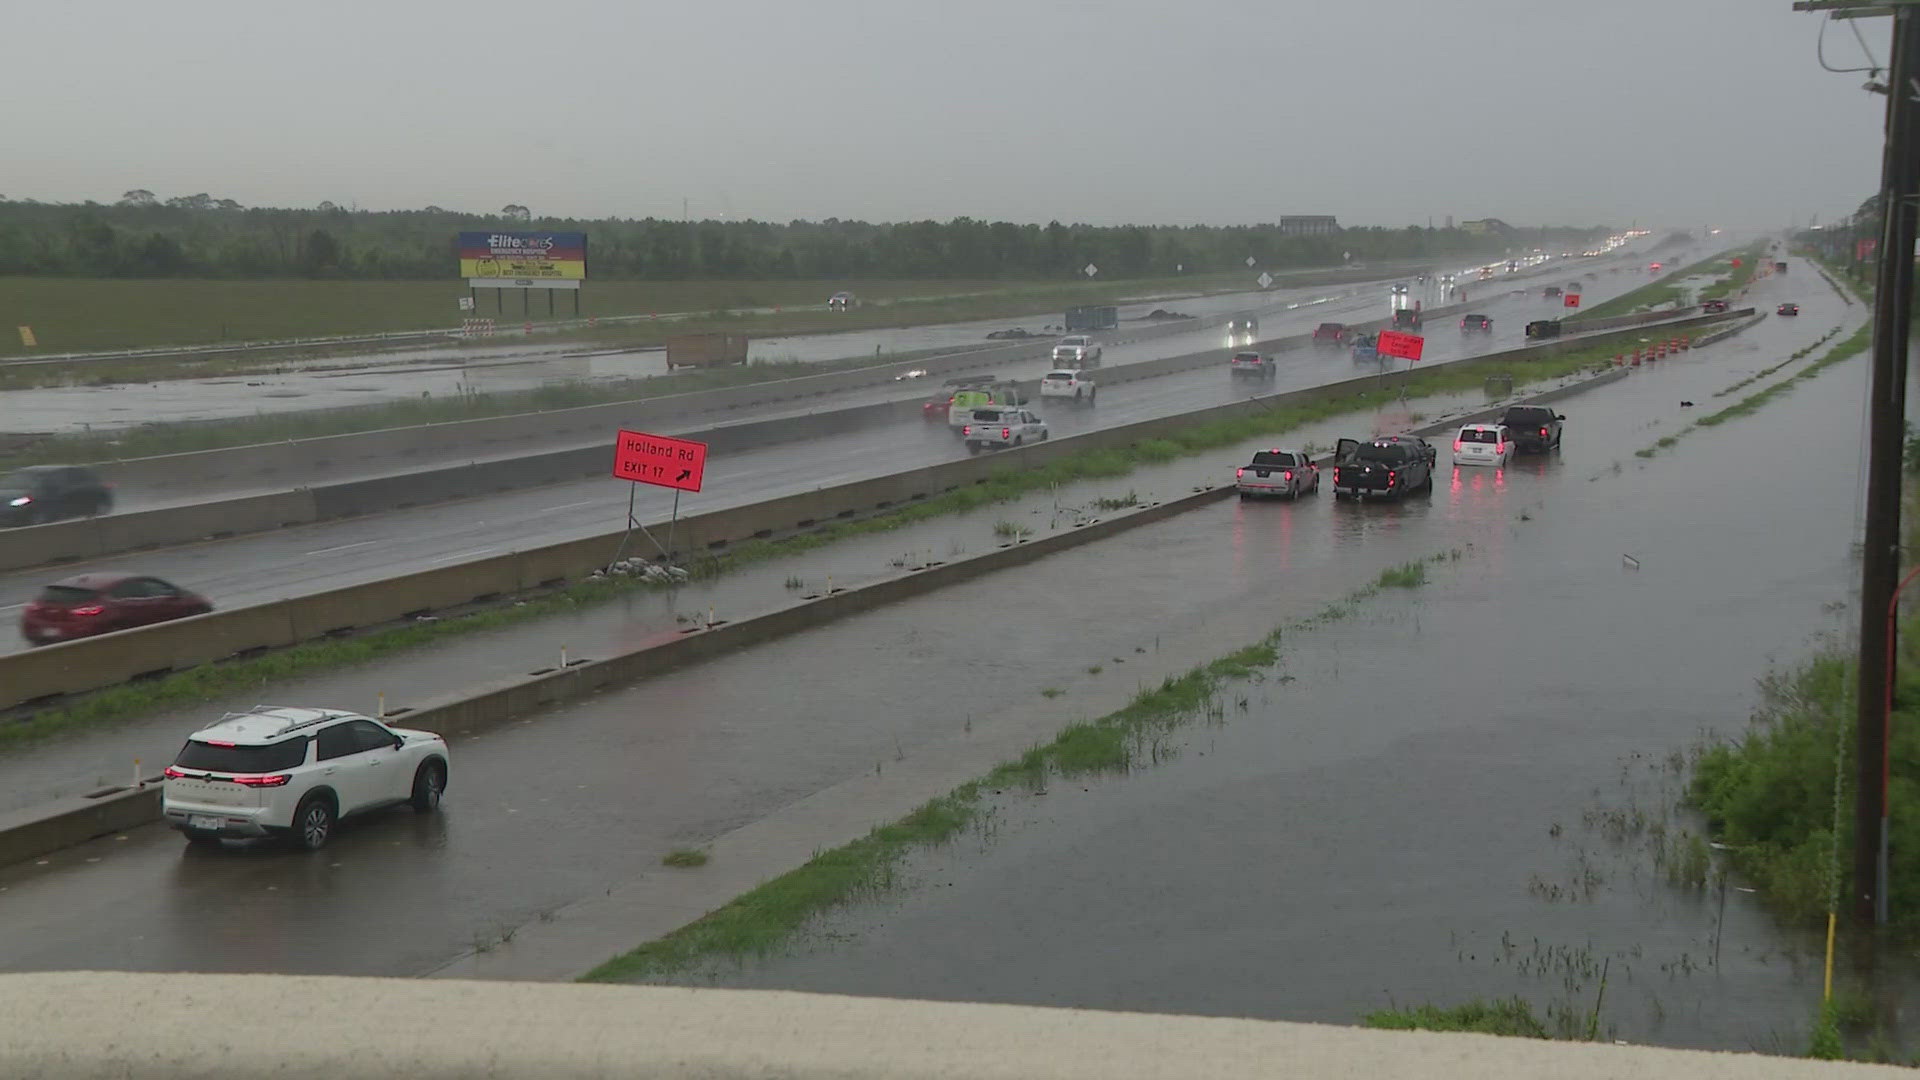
left=35, top=585, right=98, bottom=605
left=1046, top=371, right=1077, bottom=380
left=1459, top=429, right=1499, bottom=444
left=1504, top=407, right=1553, bottom=423
left=972, top=409, right=1007, bottom=421
left=1250, top=452, right=1299, bottom=467
left=1233, top=353, right=1262, bottom=362
left=173, top=737, right=309, bottom=773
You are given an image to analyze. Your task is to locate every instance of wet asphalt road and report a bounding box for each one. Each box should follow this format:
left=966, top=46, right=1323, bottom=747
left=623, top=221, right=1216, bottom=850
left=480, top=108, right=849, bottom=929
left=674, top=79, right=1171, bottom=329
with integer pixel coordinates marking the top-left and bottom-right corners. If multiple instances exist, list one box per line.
left=0, top=261, right=1852, bottom=984
left=4, top=251, right=1582, bottom=434
left=0, top=255, right=1686, bottom=652
left=655, top=289, right=1887, bottom=1049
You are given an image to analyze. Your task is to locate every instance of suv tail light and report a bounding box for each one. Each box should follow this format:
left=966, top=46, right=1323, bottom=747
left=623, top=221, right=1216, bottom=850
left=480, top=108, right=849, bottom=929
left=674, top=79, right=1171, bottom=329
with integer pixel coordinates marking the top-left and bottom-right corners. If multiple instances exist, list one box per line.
left=1540, top=427, right=1549, bottom=437
left=1454, top=440, right=1463, bottom=452
left=1387, top=470, right=1398, bottom=486
left=163, top=765, right=189, bottom=779
left=1001, top=427, right=1011, bottom=440
left=233, top=774, right=292, bottom=788
left=1282, top=470, right=1293, bottom=481
left=962, top=425, right=972, bottom=436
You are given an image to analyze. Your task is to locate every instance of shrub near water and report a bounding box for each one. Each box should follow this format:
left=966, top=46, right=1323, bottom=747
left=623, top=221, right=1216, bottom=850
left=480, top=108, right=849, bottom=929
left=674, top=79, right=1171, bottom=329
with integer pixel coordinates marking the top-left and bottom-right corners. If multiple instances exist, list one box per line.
left=1687, top=637, right=1920, bottom=925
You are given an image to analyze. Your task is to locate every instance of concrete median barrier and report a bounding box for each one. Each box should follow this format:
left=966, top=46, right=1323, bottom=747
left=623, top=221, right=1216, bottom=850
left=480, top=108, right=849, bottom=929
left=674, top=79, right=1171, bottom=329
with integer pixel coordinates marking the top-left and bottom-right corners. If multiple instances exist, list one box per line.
left=0, top=489, right=321, bottom=570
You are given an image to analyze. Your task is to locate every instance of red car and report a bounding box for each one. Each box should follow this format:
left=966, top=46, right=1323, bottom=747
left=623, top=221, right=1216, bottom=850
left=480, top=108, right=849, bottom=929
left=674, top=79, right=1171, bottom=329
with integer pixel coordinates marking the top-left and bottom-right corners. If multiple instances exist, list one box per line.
left=20, top=573, right=212, bottom=646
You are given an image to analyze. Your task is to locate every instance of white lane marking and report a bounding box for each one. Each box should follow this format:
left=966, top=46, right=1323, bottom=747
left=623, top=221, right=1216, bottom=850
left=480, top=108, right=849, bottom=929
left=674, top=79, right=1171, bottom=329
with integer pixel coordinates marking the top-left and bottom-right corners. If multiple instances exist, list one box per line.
left=0, top=603, right=22, bottom=613
left=428, top=547, right=497, bottom=564
left=306, top=540, right=379, bottom=556
left=541, top=499, right=599, bottom=512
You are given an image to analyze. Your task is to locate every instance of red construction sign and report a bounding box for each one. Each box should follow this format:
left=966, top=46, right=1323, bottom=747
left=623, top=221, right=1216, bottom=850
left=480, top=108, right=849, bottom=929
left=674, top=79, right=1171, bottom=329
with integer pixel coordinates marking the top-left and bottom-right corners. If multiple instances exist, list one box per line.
left=1376, top=329, right=1425, bottom=361
left=1563, top=293, right=1582, bottom=308
left=613, top=429, right=708, bottom=492
left=1731, top=258, right=1742, bottom=268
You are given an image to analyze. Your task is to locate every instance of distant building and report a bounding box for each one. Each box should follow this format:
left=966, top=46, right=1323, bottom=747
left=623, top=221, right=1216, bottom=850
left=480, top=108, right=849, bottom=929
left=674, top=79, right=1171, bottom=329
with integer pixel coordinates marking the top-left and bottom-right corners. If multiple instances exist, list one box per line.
left=1459, top=218, right=1514, bottom=236
left=1278, top=215, right=1339, bottom=236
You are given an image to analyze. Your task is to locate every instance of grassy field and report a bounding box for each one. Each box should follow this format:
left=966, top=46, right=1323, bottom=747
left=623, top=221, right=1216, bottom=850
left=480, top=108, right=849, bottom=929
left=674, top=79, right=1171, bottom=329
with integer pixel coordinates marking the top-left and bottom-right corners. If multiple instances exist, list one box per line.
left=0, top=263, right=1404, bottom=361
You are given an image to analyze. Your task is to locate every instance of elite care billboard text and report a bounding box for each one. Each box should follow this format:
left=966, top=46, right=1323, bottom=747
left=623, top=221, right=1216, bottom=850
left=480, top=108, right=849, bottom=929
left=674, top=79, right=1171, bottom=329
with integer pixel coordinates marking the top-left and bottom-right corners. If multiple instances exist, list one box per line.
left=458, top=231, right=588, bottom=285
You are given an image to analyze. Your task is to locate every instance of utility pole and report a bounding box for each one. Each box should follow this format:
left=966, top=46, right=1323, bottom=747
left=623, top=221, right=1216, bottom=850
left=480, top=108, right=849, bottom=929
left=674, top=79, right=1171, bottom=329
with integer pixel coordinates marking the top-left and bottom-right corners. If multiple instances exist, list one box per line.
left=1797, top=0, right=1920, bottom=925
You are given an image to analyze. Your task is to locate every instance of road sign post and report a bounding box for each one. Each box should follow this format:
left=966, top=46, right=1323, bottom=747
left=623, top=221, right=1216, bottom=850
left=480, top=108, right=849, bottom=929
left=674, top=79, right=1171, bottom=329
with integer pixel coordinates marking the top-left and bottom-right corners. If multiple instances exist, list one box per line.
left=608, top=430, right=710, bottom=571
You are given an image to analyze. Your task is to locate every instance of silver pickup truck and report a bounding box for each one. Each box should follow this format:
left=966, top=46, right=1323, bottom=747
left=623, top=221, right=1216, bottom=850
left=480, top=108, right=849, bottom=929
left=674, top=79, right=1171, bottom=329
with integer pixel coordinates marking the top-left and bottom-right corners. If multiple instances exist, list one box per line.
left=962, top=407, right=1050, bottom=454
left=1235, top=448, right=1320, bottom=500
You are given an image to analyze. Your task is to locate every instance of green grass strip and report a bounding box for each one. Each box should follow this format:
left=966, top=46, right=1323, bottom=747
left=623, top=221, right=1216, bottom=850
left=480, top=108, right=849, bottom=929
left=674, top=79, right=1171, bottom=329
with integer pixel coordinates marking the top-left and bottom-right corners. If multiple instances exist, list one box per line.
left=5, top=344, right=1618, bottom=750
left=1711, top=325, right=1842, bottom=399
left=1363, top=999, right=1550, bottom=1039
left=581, top=556, right=1448, bottom=983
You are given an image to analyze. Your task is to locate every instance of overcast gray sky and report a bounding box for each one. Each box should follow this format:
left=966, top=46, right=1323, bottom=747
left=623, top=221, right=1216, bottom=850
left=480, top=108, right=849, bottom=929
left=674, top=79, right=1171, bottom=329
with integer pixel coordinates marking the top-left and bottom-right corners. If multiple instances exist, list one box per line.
left=0, top=0, right=1888, bottom=228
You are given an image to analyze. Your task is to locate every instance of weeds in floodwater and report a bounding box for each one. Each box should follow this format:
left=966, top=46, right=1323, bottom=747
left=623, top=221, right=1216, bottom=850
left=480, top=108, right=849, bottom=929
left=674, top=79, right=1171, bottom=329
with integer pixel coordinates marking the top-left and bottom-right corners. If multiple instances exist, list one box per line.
left=1375, top=561, right=1428, bottom=589
left=1039, top=687, right=1064, bottom=699
left=1363, top=999, right=1549, bottom=1038
left=582, top=551, right=1467, bottom=982
left=662, top=848, right=710, bottom=868
left=992, top=519, right=1033, bottom=540
left=1086, top=664, right=1104, bottom=675
left=1092, top=490, right=1141, bottom=511
left=783, top=575, right=806, bottom=591
left=1626, top=323, right=1869, bottom=462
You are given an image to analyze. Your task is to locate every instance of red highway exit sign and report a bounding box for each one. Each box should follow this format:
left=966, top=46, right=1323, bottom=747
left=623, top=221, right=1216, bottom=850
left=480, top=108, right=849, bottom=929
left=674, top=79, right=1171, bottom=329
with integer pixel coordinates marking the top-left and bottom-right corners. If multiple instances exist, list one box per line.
left=1376, top=329, right=1425, bottom=361
left=613, top=429, right=708, bottom=492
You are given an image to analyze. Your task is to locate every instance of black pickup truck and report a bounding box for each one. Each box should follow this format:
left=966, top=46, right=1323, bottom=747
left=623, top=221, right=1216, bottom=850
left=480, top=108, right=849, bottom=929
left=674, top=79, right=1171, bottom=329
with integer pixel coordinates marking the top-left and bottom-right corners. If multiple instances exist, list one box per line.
left=1524, top=319, right=1562, bottom=340
left=1331, top=436, right=1437, bottom=500
left=1498, top=404, right=1565, bottom=452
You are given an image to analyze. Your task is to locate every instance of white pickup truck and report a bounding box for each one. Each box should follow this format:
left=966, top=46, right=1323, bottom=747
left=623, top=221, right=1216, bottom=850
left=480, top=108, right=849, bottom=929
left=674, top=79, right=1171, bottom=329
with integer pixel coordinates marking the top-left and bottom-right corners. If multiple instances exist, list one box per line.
left=1039, top=369, right=1097, bottom=406
left=1052, top=335, right=1103, bottom=367
left=962, top=407, right=1049, bottom=453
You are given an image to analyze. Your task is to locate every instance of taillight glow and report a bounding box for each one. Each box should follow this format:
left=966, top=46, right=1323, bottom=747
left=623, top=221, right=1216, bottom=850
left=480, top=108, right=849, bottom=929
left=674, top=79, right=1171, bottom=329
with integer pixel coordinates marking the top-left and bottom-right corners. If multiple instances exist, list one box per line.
left=233, top=774, right=291, bottom=788
left=1540, top=427, right=1549, bottom=437
left=1001, top=427, right=1011, bottom=439
left=206, top=740, right=236, bottom=747
left=1387, top=470, right=1398, bottom=485
left=962, top=425, right=972, bottom=436
left=163, top=765, right=189, bottom=779
left=72, top=605, right=105, bottom=616
left=1235, top=468, right=1246, bottom=478
left=1282, top=470, right=1293, bottom=481
left=1454, top=440, right=1463, bottom=452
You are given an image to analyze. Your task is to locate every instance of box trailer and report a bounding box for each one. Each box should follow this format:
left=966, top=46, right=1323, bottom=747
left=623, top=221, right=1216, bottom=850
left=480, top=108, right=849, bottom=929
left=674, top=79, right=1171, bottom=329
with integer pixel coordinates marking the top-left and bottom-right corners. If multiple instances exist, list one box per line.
left=664, top=333, right=750, bottom=369
left=1063, top=305, right=1118, bottom=332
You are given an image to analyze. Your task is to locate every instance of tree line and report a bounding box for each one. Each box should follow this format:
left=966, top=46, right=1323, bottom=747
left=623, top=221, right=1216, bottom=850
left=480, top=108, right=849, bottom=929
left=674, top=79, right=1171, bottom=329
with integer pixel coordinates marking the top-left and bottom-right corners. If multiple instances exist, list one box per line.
left=0, top=193, right=1613, bottom=282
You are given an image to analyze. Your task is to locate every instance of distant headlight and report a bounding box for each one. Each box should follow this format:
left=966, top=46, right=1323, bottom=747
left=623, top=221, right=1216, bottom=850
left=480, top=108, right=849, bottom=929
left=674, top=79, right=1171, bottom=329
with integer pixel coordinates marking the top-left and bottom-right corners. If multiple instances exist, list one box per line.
left=7, top=497, right=28, bottom=507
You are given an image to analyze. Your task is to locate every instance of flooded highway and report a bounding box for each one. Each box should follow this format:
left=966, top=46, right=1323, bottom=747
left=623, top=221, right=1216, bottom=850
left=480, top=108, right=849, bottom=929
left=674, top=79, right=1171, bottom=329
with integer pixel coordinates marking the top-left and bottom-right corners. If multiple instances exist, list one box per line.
left=650, top=293, right=1888, bottom=1051
left=0, top=264, right=1853, bottom=995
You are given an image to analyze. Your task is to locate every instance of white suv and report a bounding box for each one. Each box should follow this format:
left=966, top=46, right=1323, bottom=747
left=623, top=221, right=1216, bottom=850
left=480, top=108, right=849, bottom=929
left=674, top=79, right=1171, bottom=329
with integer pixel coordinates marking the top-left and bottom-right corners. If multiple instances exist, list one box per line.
left=162, top=705, right=450, bottom=850
left=1040, top=369, right=1096, bottom=406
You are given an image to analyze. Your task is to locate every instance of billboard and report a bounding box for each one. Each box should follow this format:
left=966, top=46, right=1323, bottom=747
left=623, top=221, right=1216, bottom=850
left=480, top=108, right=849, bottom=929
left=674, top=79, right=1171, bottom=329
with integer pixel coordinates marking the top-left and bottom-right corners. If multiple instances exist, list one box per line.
left=458, top=231, right=587, bottom=287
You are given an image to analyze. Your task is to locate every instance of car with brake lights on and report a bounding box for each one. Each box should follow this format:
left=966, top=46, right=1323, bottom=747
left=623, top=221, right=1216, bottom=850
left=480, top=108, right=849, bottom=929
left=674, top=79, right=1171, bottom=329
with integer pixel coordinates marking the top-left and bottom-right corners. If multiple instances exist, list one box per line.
left=1496, top=404, right=1564, bottom=452
left=22, top=573, right=213, bottom=646
left=1229, top=351, right=1277, bottom=379
left=162, top=705, right=449, bottom=851
left=1777, top=302, right=1800, bottom=317
left=1452, top=423, right=1512, bottom=468
left=944, top=377, right=1027, bottom=429
left=0, top=466, right=114, bottom=527
left=1331, top=436, right=1436, bottom=500
left=1235, top=448, right=1320, bottom=500
left=962, top=407, right=1048, bottom=453
left=1543, top=286, right=1562, bottom=299
left=1312, top=322, right=1348, bottom=346
left=1701, top=299, right=1730, bottom=314
left=1039, top=369, right=1096, bottom=406
left=828, top=291, right=854, bottom=310
left=1459, top=314, right=1492, bottom=333
left=1391, top=308, right=1423, bottom=331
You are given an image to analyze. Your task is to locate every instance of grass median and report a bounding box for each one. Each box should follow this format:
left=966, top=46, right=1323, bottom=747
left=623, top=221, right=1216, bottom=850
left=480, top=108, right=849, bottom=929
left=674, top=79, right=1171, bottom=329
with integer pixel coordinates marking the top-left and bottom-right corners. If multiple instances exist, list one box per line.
left=581, top=553, right=1457, bottom=983
left=1, top=339, right=1629, bottom=751
left=1567, top=243, right=1760, bottom=323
